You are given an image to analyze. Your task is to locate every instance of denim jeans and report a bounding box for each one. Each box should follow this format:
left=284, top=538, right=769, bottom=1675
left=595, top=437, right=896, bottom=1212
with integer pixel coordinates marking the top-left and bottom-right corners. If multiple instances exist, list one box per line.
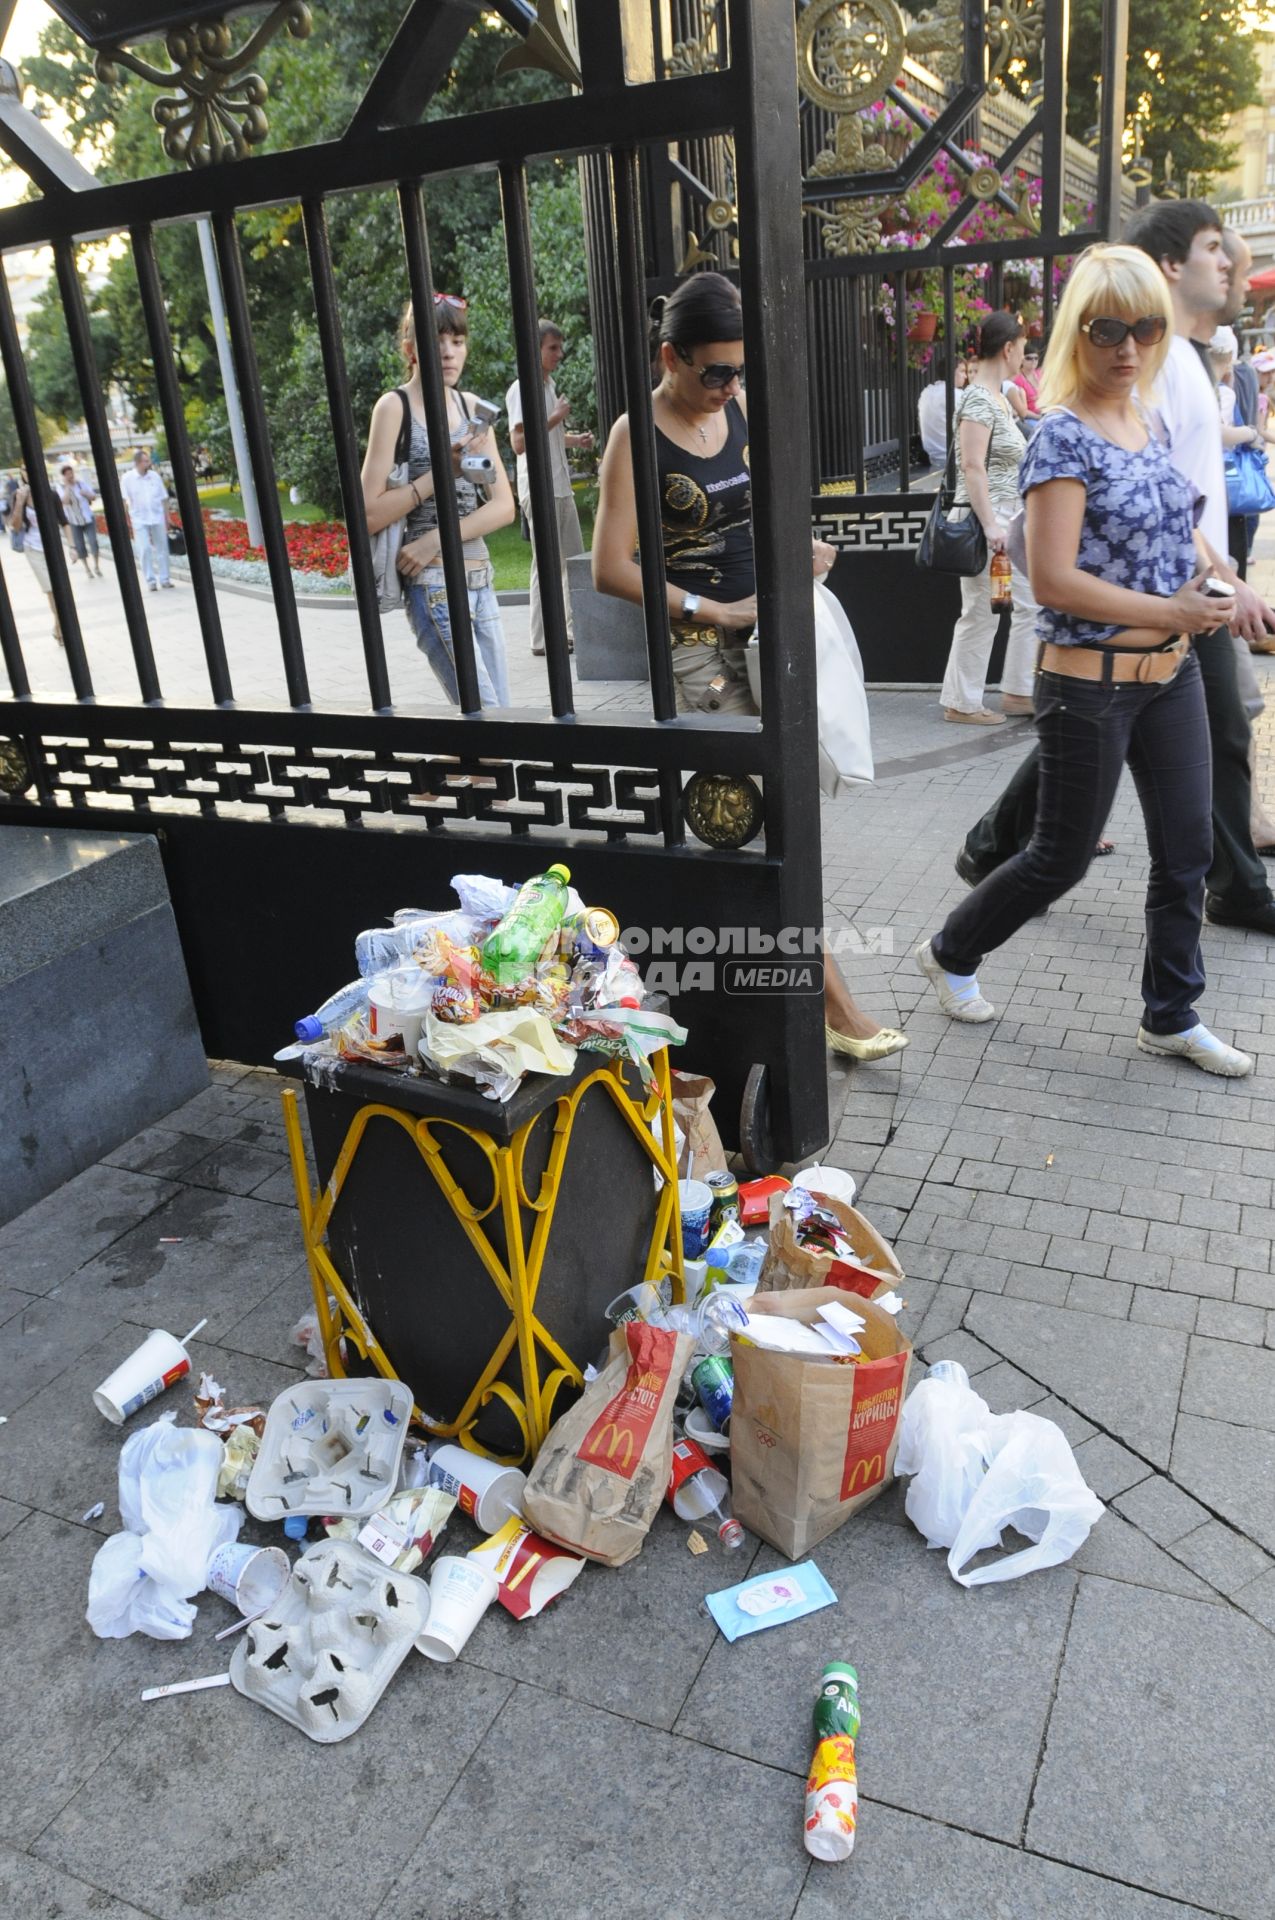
left=935, top=652, right=1212, bottom=1035
left=406, top=576, right=509, bottom=708
left=133, top=521, right=169, bottom=585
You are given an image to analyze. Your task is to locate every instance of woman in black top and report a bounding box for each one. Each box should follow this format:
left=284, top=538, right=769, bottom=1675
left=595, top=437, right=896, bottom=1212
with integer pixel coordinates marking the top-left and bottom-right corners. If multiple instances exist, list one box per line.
left=593, top=273, right=907, bottom=1061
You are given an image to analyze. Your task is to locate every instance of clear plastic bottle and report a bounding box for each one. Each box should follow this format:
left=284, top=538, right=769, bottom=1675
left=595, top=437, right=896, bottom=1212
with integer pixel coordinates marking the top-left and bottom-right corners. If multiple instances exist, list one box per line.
left=667, top=1436, right=745, bottom=1548
left=480, top=863, right=572, bottom=986
left=293, top=978, right=370, bottom=1045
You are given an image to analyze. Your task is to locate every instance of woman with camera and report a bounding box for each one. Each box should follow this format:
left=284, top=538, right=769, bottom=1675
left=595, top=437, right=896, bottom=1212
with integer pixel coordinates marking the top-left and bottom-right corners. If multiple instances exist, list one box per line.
left=592, top=271, right=907, bottom=1062
left=362, top=294, right=513, bottom=707
left=916, top=244, right=1252, bottom=1076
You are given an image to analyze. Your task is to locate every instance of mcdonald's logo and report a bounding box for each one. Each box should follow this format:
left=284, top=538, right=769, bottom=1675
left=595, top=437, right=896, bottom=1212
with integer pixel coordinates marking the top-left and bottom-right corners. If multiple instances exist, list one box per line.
left=843, top=1452, right=884, bottom=1496
left=584, top=1420, right=636, bottom=1473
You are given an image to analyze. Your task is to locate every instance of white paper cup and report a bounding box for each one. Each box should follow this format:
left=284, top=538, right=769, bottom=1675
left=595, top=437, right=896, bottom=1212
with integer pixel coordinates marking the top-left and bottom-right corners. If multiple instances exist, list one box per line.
left=794, top=1165, right=858, bottom=1208
left=206, top=1542, right=290, bottom=1617
left=92, top=1329, right=192, bottom=1425
left=416, top=1555, right=499, bottom=1661
left=425, top=1444, right=526, bottom=1535
left=368, top=978, right=431, bottom=1055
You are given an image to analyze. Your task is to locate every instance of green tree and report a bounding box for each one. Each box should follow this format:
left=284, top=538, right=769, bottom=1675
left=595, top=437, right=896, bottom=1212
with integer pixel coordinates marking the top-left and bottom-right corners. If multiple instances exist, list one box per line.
left=1064, top=0, right=1263, bottom=190
left=24, top=280, right=119, bottom=429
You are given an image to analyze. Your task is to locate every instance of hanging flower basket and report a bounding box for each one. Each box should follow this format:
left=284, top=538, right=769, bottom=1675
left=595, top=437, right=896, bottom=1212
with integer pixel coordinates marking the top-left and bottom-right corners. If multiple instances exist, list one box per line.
left=906, top=310, right=938, bottom=343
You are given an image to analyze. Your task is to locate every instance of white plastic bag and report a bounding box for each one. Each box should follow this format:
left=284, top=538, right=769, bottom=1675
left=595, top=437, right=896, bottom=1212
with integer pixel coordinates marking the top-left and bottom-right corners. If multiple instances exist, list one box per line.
left=894, top=1361, right=1103, bottom=1586
left=893, top=1363, right=996, bottom=1549
left=744, top=584, right=874, bottom=799
left=946, top=1411, right=1104, bottom=1588
left=86, top=1412, right=242, bottom=1640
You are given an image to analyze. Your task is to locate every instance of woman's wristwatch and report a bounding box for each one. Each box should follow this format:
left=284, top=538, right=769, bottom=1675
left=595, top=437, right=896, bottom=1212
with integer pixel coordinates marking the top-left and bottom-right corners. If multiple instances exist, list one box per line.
left=681, top=592, right=702, bottom=621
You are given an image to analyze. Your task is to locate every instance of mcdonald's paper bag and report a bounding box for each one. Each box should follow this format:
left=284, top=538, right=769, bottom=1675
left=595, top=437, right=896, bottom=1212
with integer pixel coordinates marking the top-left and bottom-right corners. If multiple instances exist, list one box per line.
left=729, top=1287, right=913, bottom=1559
left=522, top=1322, right=694, bottom=1567
left=759, top=1194, right=905, bottom=1299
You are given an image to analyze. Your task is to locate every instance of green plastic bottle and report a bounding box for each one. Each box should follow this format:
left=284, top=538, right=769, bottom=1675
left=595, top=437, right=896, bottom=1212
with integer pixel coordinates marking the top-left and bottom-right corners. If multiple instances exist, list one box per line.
left=804, top=1662, right=861, bottom=1862
left=480, top=863, right=572, bottom=986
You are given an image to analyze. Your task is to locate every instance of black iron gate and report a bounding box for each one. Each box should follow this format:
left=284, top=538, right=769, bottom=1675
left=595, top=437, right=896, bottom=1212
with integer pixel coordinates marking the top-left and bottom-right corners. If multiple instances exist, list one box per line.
left=0, top=0, right=827, bottom=1161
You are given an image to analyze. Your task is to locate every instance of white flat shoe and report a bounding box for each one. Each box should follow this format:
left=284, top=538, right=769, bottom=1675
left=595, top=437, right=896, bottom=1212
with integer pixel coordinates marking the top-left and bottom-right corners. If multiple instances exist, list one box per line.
left=1137, top=1026, right=1253, bottom=1078
left=943, top=707, right=1006, bottom=726
left=915, top=938, right=996, bottom=1022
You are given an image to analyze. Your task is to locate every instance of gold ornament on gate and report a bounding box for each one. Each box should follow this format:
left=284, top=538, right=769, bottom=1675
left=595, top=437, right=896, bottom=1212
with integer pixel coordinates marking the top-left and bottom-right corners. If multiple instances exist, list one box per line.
left=968, top=165, right=1002, bottom=201
left=796, top=0, right=907, bottom=115
left=0, top=738, right=31, bottom=794
left=682, top=773, right=764, bottom=850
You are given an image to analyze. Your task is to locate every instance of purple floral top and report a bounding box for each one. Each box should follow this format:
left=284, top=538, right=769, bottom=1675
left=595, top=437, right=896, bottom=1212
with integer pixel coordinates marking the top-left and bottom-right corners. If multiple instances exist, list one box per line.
left=1017, top=409, right=1200, bottom=646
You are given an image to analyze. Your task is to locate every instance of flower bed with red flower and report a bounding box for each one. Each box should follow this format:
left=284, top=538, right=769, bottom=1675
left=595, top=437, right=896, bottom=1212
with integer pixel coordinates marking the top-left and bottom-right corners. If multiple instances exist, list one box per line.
left=200, top=511, right=350, bottom=577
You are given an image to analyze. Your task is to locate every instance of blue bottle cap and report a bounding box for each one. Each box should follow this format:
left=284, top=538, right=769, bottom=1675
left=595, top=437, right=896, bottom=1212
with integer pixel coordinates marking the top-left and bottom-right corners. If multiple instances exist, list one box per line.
left=294, top=1015, right=324, bottom=1043
left=282, top=1515, right=309, bottom=1541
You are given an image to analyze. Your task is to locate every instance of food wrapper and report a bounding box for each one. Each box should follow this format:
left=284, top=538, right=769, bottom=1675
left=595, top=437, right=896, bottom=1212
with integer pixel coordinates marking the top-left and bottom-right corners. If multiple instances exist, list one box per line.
left=218, top=1424, right=260, bottom=1502
left=421, top=1005, right=577, bottom=1098
left=467, top=1515, right=586, bottom=1619
left=194, top=1373, right=266, bottom=1438
left=324, top=1484, right=457, bottom=1573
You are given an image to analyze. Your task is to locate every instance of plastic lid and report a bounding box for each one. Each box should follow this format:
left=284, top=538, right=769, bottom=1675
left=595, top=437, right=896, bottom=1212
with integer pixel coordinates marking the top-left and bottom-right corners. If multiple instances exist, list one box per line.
left=294, top=1015, right=324, bottom=1043
left=546, top=863, right=571, bottom=884
left=282, top=1515, right=310, bottom=1541
left=821, top=1661, right=859, bottom=1688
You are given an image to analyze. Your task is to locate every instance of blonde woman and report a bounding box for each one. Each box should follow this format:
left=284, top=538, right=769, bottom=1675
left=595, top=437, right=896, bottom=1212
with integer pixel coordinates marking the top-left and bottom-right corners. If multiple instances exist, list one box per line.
left=361, top=295, right=513, bottom=706
left=917, top=244, right=1252, bottom=1076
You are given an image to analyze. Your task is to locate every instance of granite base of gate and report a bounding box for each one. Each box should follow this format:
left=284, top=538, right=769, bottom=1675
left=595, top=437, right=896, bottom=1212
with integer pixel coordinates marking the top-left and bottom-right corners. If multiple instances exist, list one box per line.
left=279, top=1045, right=684, bottom=1467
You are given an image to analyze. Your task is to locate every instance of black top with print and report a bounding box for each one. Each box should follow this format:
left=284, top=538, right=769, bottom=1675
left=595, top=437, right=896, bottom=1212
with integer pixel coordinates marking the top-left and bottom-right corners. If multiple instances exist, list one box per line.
left=655, top=397, right=753, bottom=601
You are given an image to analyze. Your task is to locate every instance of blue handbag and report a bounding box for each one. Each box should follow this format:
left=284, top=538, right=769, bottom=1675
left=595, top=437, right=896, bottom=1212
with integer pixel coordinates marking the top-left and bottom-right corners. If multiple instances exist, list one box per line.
left=1224, top=442, right=1275, bottom=516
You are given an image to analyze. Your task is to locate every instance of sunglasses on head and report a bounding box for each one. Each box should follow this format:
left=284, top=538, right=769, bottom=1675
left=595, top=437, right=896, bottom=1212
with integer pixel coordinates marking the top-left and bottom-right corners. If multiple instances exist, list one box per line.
left=676, top=346, right=745, bottom=389
left=1080, top=315, right=1167, bottom=348
left=432, top=291, right=468, bottom=310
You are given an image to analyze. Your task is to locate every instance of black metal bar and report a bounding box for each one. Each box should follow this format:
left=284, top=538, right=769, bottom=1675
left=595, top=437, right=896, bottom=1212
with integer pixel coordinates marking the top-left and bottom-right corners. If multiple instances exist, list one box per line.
left=500, top=159, right=574, bottom=719
left=0, top=263, right=91, bottom=696
left=397, top=180, right=484, bottom=715
left=1097, top=0, right=1129, bottom=240
left=210, top=209, right=310, bottom=709
left=0, top=543, right=29, bottom=697
left=1038, top=0, right=1069, bottom=239
left=848, top=280, right=867, bottom=496
left=0, top=74, right=738, bottom=255
left=609, top=148, right=678, bottom=726
left=344, top=0, right=482, bottom=139
left=53, top=237, right=162, bottom=705
left=300, top=197, right=393, bottom=714
left=892, top=270, right=910, bottom=492
left=130, top=222, right=233, bottom=706
left=806, top=228, right=1106, bottom=280
left=943, top=265, right=956, bottom=450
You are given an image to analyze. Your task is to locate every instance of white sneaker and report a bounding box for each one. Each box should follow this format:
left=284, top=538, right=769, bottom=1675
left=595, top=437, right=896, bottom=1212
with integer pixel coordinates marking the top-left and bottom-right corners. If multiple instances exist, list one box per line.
left=1137, top=1026, right=1253, bottom=1078
left=915, top=938, right=996, bottom=1022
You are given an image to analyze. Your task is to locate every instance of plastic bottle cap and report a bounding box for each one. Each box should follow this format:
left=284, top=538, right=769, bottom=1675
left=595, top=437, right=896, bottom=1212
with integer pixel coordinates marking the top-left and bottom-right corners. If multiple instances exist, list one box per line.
left=719, top=1517, right=745, bottom=1549
left=294, top=1015, right=324, bottom=1043
left=546, top=863, right=571, bottom=884
left=282, top=1516, right=310, bottom=1541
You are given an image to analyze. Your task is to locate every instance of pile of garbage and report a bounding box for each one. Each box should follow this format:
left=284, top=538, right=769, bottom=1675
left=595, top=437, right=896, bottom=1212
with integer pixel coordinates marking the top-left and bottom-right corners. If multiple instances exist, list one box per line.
left=278, top=865, right=685, bottom=1101
left=82, top=1144, right=1104, bottom=1863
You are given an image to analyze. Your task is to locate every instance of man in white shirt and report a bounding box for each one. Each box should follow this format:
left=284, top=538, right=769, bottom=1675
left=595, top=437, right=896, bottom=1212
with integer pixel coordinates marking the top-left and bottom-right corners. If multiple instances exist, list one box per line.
left=506, top=320, right=593, bottom=656
left=958, top=201, right=1275, bottom=936
left=120, top=448, right=173, bottom=590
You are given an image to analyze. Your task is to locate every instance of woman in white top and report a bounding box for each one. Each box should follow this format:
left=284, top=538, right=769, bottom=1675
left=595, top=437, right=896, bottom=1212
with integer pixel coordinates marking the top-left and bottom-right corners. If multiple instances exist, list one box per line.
left=7, top=468, right=62, bottom=644
left=938, top=312, right=1040, bottom=724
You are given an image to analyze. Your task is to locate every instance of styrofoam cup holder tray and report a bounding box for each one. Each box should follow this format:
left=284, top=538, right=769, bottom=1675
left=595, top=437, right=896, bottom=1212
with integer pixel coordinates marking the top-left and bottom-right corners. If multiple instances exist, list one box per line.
left=229, top=1539, right=428, bottom=1742
left=246, top=1379, right=414, bottom=1523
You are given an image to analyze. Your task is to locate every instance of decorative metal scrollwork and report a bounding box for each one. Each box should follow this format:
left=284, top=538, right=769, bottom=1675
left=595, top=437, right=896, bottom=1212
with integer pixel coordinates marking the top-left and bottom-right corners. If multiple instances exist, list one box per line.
left=796, top=0, right=909, bottom=115
left=95, top=2, right=312, bottom=167
left=668, top=24, right=722, bottom=76
left=805, top=199, right=884, bottom=256
left=968, top=164, right=1003, bottom=200
left=986, top=0, right=1046, bottom=82
left=494, top=1, right=582, bottom=89
left=809, top=111, right=898, bottom=179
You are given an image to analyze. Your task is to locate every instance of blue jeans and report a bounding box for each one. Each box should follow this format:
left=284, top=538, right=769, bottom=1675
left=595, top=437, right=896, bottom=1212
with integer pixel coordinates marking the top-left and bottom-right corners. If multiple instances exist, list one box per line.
left=406, top=575, right=508, bottom=708
left=934, top=652, right=1213, bottom=1035
left=134, top=521, right=169, bottom=585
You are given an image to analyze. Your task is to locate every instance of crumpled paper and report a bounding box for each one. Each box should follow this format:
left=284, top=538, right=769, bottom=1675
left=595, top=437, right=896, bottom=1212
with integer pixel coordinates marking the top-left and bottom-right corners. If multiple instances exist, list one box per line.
left=421, top=1004, right=576, bottom=1100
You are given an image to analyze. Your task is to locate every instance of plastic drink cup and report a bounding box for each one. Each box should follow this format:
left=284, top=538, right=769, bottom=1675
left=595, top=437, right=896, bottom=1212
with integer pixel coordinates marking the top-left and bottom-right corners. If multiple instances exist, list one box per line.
left=425, top=1444, right=526, bottom=1534
left=92, top=1326, right=198, bottom=1425
left=604, top=1277, right=672, bottom=1328
left=679, top=1179, right=713, bottom=1258
left=416, top=1555, right=499, bottom=1661
left=793, top=1165, right=858, bottom=1209
left=206, top=1542, right=291, bottom=1617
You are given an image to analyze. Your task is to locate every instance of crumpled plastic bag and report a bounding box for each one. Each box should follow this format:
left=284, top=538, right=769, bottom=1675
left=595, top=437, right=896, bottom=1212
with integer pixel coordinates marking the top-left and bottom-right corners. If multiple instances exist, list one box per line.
left=894, top=1361, right=1103, bottom=1586
left=86, top=1411, right=243, bottom=1639
left=421, top=1004, right=576, bottom=1101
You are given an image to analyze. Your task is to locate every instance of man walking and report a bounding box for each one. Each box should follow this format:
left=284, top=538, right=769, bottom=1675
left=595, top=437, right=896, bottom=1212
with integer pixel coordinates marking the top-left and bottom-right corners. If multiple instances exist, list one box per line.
left=59, top=463, right=102, bottom=577
left=120, top=448, right=173, bottom=590
left=958, top=200, right=1275, bottom=937
left=506, top=320, right=593, bottom=656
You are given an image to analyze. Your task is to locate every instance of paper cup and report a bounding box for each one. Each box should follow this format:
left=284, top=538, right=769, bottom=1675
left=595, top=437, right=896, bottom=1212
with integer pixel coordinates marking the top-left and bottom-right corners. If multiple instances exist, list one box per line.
left=416, top=1555, right=498, bottom=1661
left=207, top=1542, right=290, bottom=1617
left=794, top=1165, right=858, bottom=1208
left=679, top=1179, right=713, bottom=1258
left=92, top=1328, right=191, bottom=1425
left=368, top=977, right=431, bottom=1055
left=426, top=1444, right=526, bottom=1535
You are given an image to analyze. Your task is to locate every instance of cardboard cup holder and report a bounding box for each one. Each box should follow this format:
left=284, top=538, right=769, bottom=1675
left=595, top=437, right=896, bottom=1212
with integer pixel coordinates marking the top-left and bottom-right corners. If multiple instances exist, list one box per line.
left=246, top=1380, right=414, bottom=1523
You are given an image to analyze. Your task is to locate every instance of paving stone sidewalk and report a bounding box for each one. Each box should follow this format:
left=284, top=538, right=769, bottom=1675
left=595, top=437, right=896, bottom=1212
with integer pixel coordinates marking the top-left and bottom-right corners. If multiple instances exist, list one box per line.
left=5, top=552, right=1275, bottom=1917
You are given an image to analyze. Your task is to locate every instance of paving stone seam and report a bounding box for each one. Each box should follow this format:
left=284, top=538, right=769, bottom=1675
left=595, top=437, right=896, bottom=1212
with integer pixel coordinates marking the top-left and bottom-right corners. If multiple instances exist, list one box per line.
left=1018, top=1570, right=1080, bottom=1846
left=918, top=1323, right=1275, bottom=1628
left=13, top=1846, right=169, bottom=1920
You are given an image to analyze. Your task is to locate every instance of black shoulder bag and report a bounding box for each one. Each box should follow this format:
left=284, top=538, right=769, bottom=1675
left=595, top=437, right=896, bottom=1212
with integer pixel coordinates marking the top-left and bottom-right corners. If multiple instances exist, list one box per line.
left=915, top=392, right=989, bottom=577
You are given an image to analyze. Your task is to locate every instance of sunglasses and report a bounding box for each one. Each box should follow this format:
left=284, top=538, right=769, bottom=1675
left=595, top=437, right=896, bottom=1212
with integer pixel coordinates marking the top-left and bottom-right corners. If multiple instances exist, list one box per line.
left=676, top=346, right=745, bottom=389
left=432, top=291, right=468, bottom=310
left=1080, top=315, right=1167, bottom=348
